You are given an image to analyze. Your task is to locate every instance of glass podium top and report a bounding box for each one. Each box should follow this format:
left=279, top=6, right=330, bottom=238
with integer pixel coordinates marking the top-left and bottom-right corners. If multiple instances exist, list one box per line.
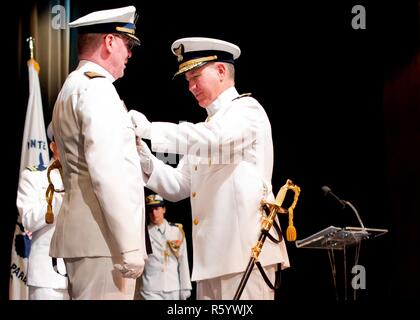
left=295, top=226, right=388, bottom=250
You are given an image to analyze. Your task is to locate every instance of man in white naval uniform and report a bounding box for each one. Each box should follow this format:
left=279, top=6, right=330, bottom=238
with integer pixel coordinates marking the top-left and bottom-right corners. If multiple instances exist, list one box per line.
left=17, top=124, right=69, bottom=300
left=129, top=37, right=290, bottom=299
left=137, top=194, right=192, bottom=300
left=49, top=6, right=147, bottom=299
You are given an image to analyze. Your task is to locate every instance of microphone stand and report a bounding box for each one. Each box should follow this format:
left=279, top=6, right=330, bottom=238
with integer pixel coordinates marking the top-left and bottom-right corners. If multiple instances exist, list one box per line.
left=343, top=200, right=365, bottom=300
left=343, top=200, right=365, bottom=230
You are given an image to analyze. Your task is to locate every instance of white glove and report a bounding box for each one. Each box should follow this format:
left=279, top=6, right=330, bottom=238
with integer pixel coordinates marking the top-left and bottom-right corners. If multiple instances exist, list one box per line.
left=114, top=250, right=145, bottom=279
left=128, top=110, right=151, bottom=139
left=179, top=289, right=191, bottom=300
left=136, top=139, right=154, bottom=175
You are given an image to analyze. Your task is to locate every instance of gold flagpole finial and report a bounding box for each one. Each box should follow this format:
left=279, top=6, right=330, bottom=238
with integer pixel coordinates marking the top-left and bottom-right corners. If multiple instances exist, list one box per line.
left=26, top=36, right=40, bottom=73
left=26, top=36, right=34, bottom=60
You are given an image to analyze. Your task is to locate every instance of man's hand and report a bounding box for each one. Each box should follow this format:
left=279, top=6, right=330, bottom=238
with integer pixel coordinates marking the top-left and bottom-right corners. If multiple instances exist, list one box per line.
left=114, top=249, right=145, bottom=279
left=137, top=140, right=153, bottom=175
left=128, top=110, right=151, bottom=139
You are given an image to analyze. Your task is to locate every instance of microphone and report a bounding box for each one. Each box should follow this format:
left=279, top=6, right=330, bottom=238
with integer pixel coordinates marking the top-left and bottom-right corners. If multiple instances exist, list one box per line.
left=321, top=186, right=346, bottom=209
left=321, top=185, right=365, bottom=229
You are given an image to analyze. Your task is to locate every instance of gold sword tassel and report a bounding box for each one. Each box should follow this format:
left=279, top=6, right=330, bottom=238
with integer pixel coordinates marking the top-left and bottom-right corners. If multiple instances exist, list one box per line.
left=284, top=181, right=301, bottom=241
left=45, top=159, right=64, bottom=224
left=271, top=179, right=301, bottom=242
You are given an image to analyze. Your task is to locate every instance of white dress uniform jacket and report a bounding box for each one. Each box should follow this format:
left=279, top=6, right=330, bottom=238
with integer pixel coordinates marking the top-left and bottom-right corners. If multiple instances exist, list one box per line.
left=50, top=60, right=146, bottom=259
left=139, top=219, right=192, bottom=294
left=145, top=87, right=290, bottom=282
left=18, top=163, right=67, bottom=289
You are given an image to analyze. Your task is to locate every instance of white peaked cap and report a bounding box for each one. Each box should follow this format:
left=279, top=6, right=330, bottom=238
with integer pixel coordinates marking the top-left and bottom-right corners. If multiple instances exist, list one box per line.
left=170, top=37, right=241, bottom=77
left=69, top=6, right=137, bottom=27
left=68, top=6, right=140, bottom=45
left=171, top=37, right=241, bottom=59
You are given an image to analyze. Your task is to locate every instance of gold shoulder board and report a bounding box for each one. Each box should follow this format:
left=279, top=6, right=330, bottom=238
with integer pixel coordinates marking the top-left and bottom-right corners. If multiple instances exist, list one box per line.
left=84, top=71, right=105, bottom=79
left=26, top=165, right=38, bottom=172
left=232, top=93, right=252, bottom=101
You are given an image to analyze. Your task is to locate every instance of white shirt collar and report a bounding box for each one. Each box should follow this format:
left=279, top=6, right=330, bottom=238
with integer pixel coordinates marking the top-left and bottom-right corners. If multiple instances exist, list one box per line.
left=77, top=60, right=116, bottom=83
left=150, top=219, right=167, bottom=234
left=205, top=86, right=239, bottom=117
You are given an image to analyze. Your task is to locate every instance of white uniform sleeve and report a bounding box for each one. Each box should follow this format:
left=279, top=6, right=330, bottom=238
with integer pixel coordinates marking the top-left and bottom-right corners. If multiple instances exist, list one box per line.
left=146, top=154, right=191, bottom=202
left=18, top=170, right=47, bottom=233
left=178, top=234, right=192, bottom=291
left=150, top=100, right=264, bottom=158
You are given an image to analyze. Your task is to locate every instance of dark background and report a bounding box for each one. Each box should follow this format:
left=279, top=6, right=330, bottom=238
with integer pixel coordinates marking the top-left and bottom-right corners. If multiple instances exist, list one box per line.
left=2, top=0, right=420, bottom=306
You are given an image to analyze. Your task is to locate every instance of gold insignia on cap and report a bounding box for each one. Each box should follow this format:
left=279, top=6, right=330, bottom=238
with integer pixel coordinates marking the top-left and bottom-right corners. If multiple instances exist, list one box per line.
left=174, top=55, right=218, bottom=77
left=146, top=194, right=164, bottom=205
left=173, top=44, right=184, bottom=62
